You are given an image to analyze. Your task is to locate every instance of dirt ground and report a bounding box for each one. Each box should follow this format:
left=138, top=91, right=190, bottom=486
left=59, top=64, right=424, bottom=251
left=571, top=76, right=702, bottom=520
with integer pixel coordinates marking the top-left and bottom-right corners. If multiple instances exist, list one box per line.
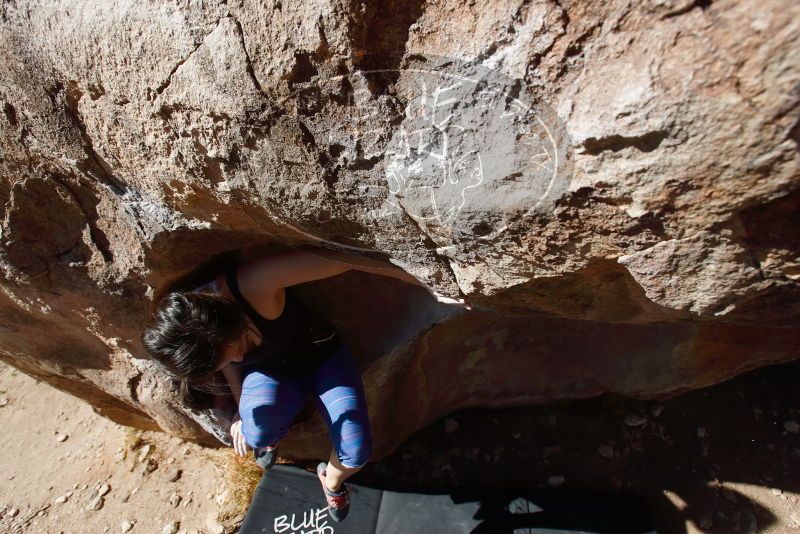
left=0, top=362, right=252, bottom=534
left=1, top=356, right=799, bottom=533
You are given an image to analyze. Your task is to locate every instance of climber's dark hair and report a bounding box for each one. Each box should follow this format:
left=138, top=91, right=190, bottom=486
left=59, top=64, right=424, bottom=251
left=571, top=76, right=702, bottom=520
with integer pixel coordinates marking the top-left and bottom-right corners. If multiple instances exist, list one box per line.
left=140, top=290, right=246, bottom=406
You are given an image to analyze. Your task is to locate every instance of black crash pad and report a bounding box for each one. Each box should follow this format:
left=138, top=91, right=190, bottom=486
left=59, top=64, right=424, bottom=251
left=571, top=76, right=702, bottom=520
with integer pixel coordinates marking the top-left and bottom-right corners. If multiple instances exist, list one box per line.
left=239, top=464, right=656, bottom=534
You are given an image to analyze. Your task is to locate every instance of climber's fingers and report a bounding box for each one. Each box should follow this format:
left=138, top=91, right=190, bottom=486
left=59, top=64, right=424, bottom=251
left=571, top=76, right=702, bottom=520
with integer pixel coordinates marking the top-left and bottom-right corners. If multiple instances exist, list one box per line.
left=231, top=420, right=247, bottom=456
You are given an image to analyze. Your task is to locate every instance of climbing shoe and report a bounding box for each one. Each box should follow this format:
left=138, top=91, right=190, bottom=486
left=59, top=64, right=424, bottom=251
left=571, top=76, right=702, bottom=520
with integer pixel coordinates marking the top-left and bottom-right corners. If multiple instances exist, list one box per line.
left=253, top=445, right=278, bottom=470
left=316, top=462, right=350, bottom=522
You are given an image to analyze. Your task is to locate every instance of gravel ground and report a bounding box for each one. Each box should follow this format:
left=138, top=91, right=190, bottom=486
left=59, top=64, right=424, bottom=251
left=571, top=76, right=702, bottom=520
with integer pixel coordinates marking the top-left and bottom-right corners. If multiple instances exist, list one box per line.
left=0, top=363, right=240, bottom=534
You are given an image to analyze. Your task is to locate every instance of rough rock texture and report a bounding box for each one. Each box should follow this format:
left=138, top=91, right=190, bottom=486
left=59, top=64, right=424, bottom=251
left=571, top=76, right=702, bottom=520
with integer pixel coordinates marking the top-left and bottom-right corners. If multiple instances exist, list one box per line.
left=0, top=0, right=798, bottom=461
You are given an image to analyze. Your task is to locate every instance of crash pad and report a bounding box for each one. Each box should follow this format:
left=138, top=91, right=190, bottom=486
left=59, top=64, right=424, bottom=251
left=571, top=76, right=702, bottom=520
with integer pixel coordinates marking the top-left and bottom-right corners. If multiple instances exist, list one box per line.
left=239, top=464, right=656, bottom=534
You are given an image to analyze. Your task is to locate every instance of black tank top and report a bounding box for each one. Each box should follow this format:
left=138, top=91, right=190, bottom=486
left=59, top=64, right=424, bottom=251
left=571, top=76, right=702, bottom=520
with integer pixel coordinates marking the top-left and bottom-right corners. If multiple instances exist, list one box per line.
left=225, top=268, right=339, bottom=378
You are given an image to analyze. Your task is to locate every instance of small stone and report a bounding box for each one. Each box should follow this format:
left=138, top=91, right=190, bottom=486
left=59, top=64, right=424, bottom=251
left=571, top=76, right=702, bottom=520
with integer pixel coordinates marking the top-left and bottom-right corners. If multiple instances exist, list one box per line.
left=512, top=432, right=522, bottom=439
left=86, top=495, right=105, bottom=511
left=143, top=458, right=158, bottom=474
left=789, top=513, right=800, bottom=527
left=697, top=427, right=707, bottom=438
left=206, top=515, right=225, bottom=534
left=120, top=520, right=134, bottom=532
left=55, top=495, right=68, bottom=504
left=784, top=421, right=799, bottom=434
left=0, top=396, right=8, bottom=407
left=623, top=414, right=648, bottom=427
left=168, top=492, right=182, bottom=508
left=650, top=404, right=664, bottom=417
left=56, top=434, right=68, bottom=442
left=116, top=447, right=123, bottom=454
left=547, top=475, right=565, bottom=487
left=161, top=520, right=180, bottom=534
left=98, top=484, right=111, bottom=497
left=772, top=488, right=783, bottom=496
left=444, top=418, right=459, bottom=433
left=9, top=508, right=19, bottom=517
left=597, top=444, right=615, bottom=459
left=138, top=444, right=152, bottom=463
left=167, top=469, right=182, bottom=482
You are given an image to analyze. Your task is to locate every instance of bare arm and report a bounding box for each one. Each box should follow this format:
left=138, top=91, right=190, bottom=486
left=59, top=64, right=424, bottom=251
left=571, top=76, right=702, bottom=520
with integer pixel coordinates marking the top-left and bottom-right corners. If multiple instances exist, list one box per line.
left=297, top=247, right=428, bottom=286
left=301, top=247, right=473, bottom=309
left=221, top=364, right=250, bottom=456
left=240, top=246, right=471, bottom=309
left=239, top=246, right=425, bottom=293
left=221, top=364, right=243, bottom=409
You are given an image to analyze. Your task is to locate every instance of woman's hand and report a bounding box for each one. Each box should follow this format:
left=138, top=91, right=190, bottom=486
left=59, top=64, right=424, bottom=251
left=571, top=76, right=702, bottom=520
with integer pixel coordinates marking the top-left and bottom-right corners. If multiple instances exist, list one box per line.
left=429, top=289, right=473, bottom=310
left=230, top=412, right=250, bottom=457
left=380, top=267, right=474, bottom=310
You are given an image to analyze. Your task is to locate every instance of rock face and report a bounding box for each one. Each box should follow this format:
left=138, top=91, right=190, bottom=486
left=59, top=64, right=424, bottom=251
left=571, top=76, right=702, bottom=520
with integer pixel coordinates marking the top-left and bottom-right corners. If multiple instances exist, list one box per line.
left=0, top=0, right=798, bottom=460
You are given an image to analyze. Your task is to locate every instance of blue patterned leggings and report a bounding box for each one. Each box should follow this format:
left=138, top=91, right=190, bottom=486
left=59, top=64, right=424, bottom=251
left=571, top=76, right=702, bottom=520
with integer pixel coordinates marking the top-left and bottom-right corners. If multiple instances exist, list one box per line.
left=237, top=339, right=373, bottom=468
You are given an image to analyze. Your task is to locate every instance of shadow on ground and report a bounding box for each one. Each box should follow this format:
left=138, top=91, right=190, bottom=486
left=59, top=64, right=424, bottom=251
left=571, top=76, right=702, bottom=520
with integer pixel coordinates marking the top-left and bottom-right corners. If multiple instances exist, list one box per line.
left=350, top=357, right=800, bottom=533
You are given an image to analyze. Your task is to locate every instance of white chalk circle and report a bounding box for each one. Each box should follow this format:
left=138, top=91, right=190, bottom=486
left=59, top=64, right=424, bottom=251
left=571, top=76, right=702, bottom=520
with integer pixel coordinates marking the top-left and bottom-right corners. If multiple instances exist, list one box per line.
left=263, top=54, right=573, bottom=263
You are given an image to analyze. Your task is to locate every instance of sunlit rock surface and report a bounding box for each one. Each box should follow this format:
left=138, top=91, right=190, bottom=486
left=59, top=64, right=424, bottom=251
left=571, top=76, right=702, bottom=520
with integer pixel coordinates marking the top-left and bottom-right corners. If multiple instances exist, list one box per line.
left=0, top=0, right=798, bottom=460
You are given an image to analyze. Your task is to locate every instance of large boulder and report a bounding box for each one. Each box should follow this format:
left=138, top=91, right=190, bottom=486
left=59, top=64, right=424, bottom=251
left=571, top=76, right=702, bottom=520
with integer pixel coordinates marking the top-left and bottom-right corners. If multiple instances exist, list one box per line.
left=0, top=0, right=798, bottom=460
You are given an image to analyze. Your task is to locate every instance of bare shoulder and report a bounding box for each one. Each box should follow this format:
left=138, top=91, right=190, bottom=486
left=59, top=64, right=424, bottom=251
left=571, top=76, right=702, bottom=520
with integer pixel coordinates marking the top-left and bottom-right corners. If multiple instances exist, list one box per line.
left=216, top=269, right=286, bottom=320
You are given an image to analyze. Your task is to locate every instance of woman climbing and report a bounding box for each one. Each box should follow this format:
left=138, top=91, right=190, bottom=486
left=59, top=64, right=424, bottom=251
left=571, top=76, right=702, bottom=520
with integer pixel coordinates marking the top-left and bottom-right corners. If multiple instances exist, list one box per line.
left=140, top=245, right=469, bottom=522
